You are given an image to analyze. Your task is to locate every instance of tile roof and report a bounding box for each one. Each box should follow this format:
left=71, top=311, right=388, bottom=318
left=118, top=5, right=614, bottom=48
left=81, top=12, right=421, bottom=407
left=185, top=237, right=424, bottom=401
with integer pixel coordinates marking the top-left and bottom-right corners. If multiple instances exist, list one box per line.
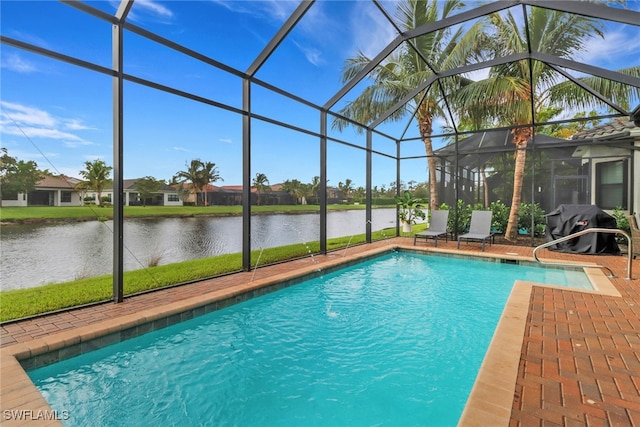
left=36, top=175, right=81, bottom=189
left=122, top=178, right=178, bottom=192
left=571, top=119, right=637, bottom=141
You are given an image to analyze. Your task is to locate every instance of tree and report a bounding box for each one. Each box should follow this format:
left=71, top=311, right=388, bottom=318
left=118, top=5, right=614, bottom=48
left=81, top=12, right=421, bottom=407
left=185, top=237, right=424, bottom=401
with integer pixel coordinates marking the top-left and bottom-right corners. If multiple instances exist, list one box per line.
left=78, top=159, right=112, bottom=206
left=135, top=176, right=164, bottom=207
left=338, top=179, right=354, bottom=202
left=173, top=159, right=223, bottom=206
left=0, top=148, right=47, bottom=206
left=281, top=179, right=305, bottom=205
left=332, top=0, right=484, bottom=211
left=174, top=182, right=192, bottom=203
left=309, top=176, right=321, bottom=204
left=198, top=161, right=223, bottom=206
left=252, top=173, right=271, bottom=206
left=353, top=186, right=366, bottom=204
left=453, top=6, right=640, bottom=240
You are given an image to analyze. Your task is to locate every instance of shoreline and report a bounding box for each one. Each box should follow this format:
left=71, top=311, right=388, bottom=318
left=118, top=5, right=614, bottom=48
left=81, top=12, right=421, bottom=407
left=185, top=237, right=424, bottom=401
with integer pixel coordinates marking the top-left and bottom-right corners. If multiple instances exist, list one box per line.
left=0, top=207, right=387, bottom=226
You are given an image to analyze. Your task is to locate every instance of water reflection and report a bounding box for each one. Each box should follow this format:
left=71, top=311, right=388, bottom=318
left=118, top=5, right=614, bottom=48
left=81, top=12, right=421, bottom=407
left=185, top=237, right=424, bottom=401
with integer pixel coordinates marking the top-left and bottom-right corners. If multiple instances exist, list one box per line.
left=0, top=209, right=398, bottom=290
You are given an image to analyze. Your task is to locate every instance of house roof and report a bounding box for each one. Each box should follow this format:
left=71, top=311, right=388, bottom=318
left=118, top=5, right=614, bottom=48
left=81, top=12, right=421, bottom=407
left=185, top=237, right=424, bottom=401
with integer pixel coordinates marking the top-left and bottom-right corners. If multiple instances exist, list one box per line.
left=122, top=178, right=179, bottom=192
left=37, top=175, right=81, bottom=189
left=570, top=119, right=638, bottom=141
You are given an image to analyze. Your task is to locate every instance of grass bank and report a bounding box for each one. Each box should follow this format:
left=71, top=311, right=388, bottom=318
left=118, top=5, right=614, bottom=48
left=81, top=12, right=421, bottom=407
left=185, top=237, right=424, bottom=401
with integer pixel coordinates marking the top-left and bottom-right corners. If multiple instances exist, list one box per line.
left=0, top=204, right=389, bottom=223
left=0, top=225, right=417, bottom=322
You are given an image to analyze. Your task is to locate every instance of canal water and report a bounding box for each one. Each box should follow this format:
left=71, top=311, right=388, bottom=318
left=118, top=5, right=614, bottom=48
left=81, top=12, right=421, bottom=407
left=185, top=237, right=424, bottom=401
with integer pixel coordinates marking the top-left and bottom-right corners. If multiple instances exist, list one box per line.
left=1, top=209, right=403, bottom=290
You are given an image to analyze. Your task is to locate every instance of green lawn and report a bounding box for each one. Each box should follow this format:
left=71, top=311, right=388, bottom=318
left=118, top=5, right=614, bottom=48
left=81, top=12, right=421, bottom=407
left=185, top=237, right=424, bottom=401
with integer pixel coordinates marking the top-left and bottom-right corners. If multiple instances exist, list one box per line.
left=0, top=204, right=384, bottom=222
left=0, top=225, right=421, bottom=322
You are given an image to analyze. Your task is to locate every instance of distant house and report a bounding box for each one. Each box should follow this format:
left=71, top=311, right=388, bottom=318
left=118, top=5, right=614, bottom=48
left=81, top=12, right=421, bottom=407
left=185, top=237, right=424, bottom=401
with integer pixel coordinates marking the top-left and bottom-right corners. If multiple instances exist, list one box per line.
left=194, top=183, right=345, bottom=206
left=2, top=175, right=84, bottom=207
left=203, top=184, right=296, bottom=206
left=97, top=179, right=183, bottom=206
left=570, top=118, right=639, bottom=215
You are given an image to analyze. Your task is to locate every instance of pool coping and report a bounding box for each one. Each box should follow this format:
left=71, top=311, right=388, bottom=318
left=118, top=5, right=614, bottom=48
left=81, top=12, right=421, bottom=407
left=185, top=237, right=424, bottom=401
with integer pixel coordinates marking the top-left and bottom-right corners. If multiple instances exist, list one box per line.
left=0, top=243, right=621, bottom=426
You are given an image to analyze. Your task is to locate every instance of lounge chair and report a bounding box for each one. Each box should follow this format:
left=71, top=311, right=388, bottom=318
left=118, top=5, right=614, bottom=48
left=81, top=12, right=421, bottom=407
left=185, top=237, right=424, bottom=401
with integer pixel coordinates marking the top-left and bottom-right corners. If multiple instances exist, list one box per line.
left=628, top=215, right=640, bottom=259
left=457, top=210, right=494, bottom=251
left=414, top=210, right=449, bottom=247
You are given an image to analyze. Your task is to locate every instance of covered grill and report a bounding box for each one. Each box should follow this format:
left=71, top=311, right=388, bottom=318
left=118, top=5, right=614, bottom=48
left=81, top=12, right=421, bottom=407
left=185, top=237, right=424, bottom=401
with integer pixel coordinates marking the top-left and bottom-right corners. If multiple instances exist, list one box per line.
left=545, top=204, right=620, bottom=254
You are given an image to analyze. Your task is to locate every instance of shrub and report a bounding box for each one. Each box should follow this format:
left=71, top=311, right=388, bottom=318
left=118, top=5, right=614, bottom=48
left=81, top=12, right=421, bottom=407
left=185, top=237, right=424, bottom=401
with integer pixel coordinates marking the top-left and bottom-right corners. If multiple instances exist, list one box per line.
left=439, top=200, right=481, bottom=234
left=441, top=199, right=547, bottom=237
left=489, top=200, right=509, bottom=233
left=611, top=207, right=631, bottom=234
left=518, top=203, right=546, bottom=237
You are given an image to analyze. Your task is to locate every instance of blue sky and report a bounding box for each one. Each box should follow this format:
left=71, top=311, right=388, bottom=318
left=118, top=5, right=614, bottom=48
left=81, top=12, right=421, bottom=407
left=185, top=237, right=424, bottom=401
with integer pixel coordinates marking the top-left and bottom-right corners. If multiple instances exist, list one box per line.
left=1, top=0, right=639, bottom=190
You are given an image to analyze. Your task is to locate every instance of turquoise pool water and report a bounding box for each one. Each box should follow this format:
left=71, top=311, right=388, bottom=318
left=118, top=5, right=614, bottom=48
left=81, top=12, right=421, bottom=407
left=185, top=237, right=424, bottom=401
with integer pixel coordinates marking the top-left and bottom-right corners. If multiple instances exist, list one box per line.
left=28, top=252, right=591, bottom=426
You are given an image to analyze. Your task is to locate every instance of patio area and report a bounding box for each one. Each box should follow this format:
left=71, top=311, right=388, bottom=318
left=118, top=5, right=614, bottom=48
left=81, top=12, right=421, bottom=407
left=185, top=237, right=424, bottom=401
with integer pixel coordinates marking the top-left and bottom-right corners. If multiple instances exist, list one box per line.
left=1, top=237, right=638, bottom=426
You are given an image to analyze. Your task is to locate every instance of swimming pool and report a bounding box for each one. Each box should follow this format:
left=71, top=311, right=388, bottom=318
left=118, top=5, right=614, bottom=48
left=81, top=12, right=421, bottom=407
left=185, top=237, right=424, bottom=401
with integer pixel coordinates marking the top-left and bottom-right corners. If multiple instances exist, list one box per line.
left=27, top=252, right=592, bottom=426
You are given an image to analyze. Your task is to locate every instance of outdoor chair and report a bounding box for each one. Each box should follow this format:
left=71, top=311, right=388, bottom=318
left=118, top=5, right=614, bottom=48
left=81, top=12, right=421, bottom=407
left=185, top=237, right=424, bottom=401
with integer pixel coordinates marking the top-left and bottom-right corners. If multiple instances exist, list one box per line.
left=628, top=215, right=640, bottom=259
left=457, top=210, right=494, bottom=252
left=414, top=210, right=449, bottom=247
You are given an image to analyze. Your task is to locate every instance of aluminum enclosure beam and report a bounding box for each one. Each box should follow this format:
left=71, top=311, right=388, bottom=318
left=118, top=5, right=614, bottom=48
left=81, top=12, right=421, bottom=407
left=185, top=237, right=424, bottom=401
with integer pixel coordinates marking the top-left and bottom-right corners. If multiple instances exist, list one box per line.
left=246, top=0, right=314, bottom=77
left=111, top=1, right=133, bottom=303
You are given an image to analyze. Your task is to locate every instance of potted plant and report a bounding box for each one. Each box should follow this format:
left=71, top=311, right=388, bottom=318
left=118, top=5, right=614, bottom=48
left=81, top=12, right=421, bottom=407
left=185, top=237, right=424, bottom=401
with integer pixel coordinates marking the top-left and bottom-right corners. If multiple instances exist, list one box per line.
left=396, top=190, right=426, bottom=233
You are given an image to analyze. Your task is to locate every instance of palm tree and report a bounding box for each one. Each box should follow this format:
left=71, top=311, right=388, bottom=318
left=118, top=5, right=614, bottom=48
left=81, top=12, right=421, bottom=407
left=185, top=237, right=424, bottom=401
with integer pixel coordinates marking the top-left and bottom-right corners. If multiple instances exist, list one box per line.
left=173, top=159, right=223, bottom=206
left=198, top=161, right=223, bottom=206
left=454, top=6, right=640, bottom=240
left=281, top=179, right=305, bottom=205
left=309, top=176, right=321, bottom=204
left=333, top=0, right=484, bottom=211
left=172, top=160, right=200, bottom=204
left=338, top=179, right=354, bottom=202
left=252, top=173, right=271, bottom=205
left=78, top=159, right=112, bottom=206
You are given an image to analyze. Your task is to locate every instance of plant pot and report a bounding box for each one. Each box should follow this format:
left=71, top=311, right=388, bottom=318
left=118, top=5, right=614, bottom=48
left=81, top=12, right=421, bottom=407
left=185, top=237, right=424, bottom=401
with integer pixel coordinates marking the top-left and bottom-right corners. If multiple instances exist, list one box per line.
left=402, top=222, right=413, bottom=233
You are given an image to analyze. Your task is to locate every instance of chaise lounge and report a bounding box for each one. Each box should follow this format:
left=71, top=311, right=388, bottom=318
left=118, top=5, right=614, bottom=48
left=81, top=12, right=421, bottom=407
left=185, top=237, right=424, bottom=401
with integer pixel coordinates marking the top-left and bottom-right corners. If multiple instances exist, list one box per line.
left=414, top=210, right=449, bottom=247
left=457, top=210, right=494, bottom=252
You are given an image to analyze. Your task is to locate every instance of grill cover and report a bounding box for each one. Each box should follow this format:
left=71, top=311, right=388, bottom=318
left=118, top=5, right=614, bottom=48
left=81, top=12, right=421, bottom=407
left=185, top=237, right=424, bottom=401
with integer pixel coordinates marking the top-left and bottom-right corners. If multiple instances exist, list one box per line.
left=545, top=204, right=620, bottom=254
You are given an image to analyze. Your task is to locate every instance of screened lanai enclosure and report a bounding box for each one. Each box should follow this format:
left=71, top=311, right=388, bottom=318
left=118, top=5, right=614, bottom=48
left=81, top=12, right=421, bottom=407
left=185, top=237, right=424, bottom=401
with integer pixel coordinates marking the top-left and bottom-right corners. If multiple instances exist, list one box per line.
left=1, top=0, right=639, bottom=306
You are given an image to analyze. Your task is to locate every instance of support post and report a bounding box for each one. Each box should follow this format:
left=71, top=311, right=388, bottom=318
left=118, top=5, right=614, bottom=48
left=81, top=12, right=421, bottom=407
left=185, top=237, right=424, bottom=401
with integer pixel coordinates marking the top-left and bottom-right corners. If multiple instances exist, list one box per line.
left=366, top=129, right=372, bottom=242
left=242, top=79, right=252, bottom=271
left=320, top=111, right=328, bottom=253
left=111, top=14, right=126, bottom=303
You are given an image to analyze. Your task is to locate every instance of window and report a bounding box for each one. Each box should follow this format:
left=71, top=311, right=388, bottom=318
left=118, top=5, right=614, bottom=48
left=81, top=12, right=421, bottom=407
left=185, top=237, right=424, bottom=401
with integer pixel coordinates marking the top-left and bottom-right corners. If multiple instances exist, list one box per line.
left=61, top=191, right=72, bottom=203
left=595, top=160, right=627, bottom=209
left=168, top=194, right=180, bottom=202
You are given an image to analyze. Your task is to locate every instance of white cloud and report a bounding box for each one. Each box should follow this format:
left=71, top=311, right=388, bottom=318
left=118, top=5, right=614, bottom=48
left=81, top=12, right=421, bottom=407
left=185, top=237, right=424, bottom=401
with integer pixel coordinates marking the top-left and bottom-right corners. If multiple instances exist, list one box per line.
left=172, top=146, right=190, bottom=151
left=0, top=101, right=93, bottom=147
left=1, top=53, right=37, bottom=74
left=579, top=28, right=640, bottom=68
left=135, top=0, right=174, bottom=18
left=261, top=0, right=298, bottom=21
left=63, top=119, right=96, bottom=131
left=292, top=40, right=323, bottom=67
left=209, top=0, right=298, bottom=23
left=1, top=101, right=56, bottom=127
left=348, top=5, right=398, bottom=59
left=218, top=137, right=233, bottom=144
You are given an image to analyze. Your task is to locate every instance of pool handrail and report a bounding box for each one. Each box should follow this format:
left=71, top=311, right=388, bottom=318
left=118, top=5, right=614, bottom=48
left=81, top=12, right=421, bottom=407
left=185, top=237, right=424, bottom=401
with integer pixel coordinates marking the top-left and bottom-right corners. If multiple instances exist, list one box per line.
left=533, top=228, right=633, bottom=280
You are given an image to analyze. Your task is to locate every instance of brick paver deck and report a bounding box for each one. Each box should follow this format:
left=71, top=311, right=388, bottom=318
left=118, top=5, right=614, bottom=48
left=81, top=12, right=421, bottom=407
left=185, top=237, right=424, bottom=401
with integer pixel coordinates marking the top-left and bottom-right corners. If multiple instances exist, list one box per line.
left=1, top=237, right=638, bottom=426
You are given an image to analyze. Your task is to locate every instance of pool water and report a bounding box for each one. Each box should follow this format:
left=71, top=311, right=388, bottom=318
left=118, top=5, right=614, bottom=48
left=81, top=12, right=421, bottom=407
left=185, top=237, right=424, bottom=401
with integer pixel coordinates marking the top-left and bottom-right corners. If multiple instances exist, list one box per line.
left=28, top=252, right=591, bottom=426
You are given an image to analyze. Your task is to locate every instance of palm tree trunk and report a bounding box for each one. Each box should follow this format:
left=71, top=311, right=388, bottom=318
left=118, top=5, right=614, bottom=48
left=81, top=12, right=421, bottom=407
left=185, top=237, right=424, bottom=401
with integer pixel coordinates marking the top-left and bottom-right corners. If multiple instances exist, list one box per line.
left=505, top=128, right=532, bottom=241
left=425, top=140, right=439, bottom=211
left=418, top=105, right=438, bottom=211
